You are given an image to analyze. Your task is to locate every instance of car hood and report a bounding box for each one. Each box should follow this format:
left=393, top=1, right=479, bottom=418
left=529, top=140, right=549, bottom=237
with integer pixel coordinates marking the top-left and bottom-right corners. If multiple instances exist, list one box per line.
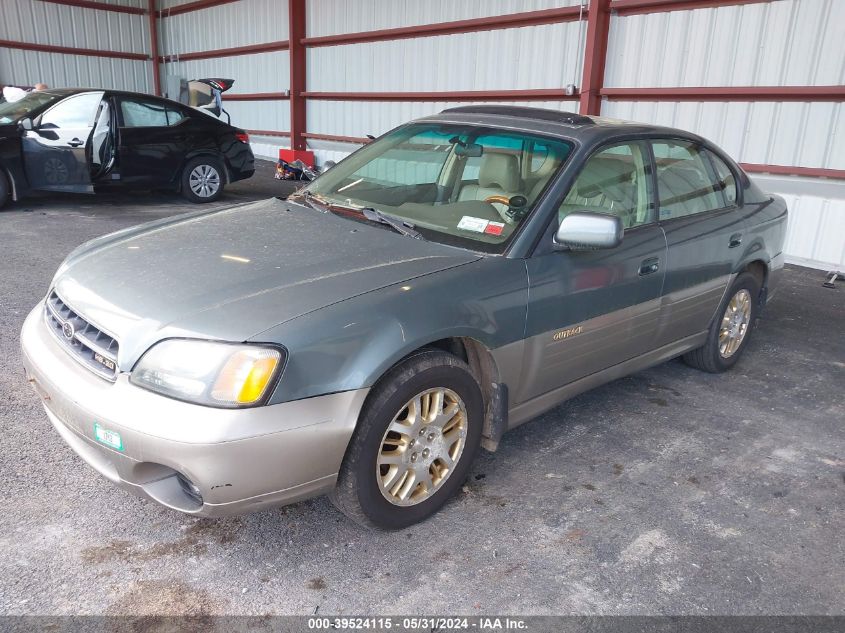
left=53, top=197, right=480, bottom=367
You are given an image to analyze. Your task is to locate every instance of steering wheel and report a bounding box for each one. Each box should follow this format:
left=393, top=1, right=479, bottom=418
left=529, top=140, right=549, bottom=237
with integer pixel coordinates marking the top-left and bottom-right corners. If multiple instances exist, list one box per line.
left=484, top=195, right=512, bottom=207
left=484, top=194, right=529, bottom=224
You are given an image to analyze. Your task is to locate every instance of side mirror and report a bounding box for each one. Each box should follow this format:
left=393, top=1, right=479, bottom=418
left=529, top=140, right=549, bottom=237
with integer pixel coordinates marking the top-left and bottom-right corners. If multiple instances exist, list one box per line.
left=554, top=212, right=623, bottom=250
left=19, top=118, right=33, bottom=131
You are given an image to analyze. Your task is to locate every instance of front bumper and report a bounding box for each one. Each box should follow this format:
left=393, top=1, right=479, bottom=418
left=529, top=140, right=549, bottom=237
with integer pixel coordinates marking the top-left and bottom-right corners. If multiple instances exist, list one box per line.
left=20, top=304, right=368, bottom=517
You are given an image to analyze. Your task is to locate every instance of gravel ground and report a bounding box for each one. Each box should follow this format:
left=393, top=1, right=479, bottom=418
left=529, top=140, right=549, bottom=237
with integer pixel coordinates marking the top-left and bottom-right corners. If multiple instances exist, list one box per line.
left=0, top=161, right=843, bottom=616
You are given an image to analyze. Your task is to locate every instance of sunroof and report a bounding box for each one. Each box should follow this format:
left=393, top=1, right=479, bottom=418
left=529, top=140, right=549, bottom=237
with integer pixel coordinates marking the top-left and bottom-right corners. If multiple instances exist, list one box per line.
left=441, top=105, right=594, bottom=126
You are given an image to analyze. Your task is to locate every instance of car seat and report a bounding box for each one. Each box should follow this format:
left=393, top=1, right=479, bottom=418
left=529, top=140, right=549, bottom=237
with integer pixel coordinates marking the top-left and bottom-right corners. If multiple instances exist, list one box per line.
left=458, top=153, right=523, bottom=219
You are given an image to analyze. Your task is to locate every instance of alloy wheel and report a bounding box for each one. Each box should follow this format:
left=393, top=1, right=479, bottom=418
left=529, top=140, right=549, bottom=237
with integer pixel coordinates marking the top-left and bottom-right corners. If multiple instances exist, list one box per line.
left=719, top=288, right=752, bottom=358
left=188, top=164, right=221, bottom=198
left=376, top=387, right=468, bottom=506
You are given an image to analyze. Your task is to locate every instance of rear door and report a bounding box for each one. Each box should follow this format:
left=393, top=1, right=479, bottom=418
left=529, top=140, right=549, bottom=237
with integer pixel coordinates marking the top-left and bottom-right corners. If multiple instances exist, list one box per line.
left=650, top=138, right=747, bottom=346
left=115, top=95, right=190, bottom=185
left=22, top=91, right=104, bottom=193
left=519, top=140, right=667, bottom=404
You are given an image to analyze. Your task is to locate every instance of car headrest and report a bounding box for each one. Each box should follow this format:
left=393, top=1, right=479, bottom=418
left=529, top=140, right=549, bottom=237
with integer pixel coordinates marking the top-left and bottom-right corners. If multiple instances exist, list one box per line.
left=576, top=157, right=635, bottom=202
left=479, top=153, right=520, bottom=191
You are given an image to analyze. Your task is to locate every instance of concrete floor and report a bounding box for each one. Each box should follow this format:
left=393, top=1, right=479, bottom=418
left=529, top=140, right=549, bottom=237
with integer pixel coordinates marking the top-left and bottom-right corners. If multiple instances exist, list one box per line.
left=0, top=161, right=843, bottom=616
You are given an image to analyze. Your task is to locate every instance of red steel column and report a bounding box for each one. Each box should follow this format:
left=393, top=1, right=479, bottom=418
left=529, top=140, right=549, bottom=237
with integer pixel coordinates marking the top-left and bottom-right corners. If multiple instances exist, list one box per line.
left=148, top=0, right=161, bottom=95
left=287, top=0, right=310, bottom=161
left=578, top=0, right=612, bottom=115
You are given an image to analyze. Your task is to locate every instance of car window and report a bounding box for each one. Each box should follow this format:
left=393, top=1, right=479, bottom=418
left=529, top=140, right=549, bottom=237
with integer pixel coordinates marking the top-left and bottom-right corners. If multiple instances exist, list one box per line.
left=652, top=140, right=725, bottom=220
left=39, top=92, right=103, bottom=129
left=0, top=91, right=63, bottom=124
left=559, top=142, right=653, bottom=229
left=352, top=128, right=453, bottom=186
left=120, top=98, right=185, bottom=128
left=303, top=123, right=574, bottom=254
left=705, top=149, right=737, bottom=207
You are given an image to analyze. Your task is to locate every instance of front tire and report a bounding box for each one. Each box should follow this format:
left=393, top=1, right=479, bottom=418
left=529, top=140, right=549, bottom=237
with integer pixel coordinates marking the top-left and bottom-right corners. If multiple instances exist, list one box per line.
left=0, top=173, right=8, bottom=210
left=331, top=350, right=484, bottom=530
left=181, top=157, right=225, bottom=203
left=683, top=271, right=761, bottom=373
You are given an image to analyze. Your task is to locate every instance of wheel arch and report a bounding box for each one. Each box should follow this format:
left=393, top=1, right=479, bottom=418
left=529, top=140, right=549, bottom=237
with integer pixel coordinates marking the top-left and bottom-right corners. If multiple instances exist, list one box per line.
left=379, top=336, right=508, bottom=452
left=177, top=150, right=230, bottom=190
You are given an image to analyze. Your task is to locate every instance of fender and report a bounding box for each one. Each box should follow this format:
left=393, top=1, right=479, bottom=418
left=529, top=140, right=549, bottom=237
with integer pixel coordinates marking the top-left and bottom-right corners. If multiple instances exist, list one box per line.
left=255, top=256, right=530, bottom=405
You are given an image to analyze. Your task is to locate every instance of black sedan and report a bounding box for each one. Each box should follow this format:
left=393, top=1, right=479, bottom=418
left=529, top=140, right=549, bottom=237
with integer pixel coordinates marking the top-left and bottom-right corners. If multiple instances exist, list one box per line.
left=0, top=88, right=254, bottom=209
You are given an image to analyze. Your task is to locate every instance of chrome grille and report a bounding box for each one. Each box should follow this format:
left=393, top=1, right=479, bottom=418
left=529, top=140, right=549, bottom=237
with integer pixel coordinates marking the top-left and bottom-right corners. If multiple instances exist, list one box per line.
left=44, top=291, right=119, bottom=381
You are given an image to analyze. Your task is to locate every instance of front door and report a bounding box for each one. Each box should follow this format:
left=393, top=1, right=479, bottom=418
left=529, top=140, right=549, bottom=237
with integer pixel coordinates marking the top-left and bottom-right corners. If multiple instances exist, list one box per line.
left=519, top=140, right=667, bottom=404
left=650, top=139, right=748, bottom=347
left=22, top=91, right=104, bottom=193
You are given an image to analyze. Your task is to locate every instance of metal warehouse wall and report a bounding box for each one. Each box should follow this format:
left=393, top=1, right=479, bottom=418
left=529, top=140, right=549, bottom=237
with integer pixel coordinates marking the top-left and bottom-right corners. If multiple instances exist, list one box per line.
left=1, top=0, right=843, bottom=270
left=0, top=0, right=154, bottom=93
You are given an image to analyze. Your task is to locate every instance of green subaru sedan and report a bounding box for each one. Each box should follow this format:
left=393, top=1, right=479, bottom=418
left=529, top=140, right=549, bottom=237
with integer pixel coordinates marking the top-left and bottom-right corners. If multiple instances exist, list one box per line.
left=21, top=106, right=787, bottom=529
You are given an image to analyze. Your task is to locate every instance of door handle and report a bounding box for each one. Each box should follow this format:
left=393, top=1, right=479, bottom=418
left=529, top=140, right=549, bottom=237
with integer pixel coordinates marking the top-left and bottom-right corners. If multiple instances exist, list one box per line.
left=639, top=257, right=660, bottom=276
left=729, top=233, right=743, bottom=248
left=67, top=138, right=84, bottom=147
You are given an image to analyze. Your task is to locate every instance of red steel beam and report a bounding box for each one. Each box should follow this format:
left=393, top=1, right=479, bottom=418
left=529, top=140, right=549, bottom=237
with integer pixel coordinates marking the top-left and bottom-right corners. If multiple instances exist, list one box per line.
left=302, top=132, right=372, bottom=144
left=599, top=86, right=845, bottom=101
left=302, top=89, right=580, bottom=102
left=301, top=6, right=585, bottom=47
left=248, top=129, right=291, bottom=138
left=579, top=0, right=612, bottom=115
left=36, top=0, right=146, bottom=14
left=741, top=163, right=845, bottom=181
left=160, top=41, right=289, bottom=63
left=148, top=0, right=161, bottom=95
left=288, top=0, right=308, bottom=154
left=0, top=38, right=148, bottom=61
left=611, top=0, right=774, bottom=17
left=157, top=0, right=238, bottom=18
left=222, top=92, right=289, bottom=101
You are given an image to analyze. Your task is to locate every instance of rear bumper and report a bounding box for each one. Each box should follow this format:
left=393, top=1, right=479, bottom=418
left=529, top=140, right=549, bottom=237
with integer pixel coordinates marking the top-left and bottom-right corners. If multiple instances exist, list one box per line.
left=20, top=304, right=367, bottom=517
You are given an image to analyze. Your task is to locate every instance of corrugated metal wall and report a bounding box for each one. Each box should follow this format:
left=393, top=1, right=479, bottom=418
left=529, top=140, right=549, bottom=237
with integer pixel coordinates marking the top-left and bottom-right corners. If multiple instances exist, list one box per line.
left=2, top=0, right=843, bottom=269
left=0, top=0, right=152, bottom=92
left=157, top=0, right=290, bottom=134
left=601, top=0, right=845, bottom=269
left=306, top=0, right=582, bottom=36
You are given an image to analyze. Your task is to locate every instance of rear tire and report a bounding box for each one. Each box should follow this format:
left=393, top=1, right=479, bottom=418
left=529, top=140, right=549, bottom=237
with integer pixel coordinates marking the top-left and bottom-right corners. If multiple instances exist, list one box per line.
left=683, top=271, right=761, bottom=373
left=330, top=350, right=484, bottom=530
left=181, top=157, right=225, bottom=203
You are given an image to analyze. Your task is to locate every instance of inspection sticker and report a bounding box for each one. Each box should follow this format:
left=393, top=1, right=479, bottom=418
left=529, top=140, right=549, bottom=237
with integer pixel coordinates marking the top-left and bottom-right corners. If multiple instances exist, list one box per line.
left=457, top=216, right=489, bottom=233
left=485, top=221, right=505, bottom=236
left=94, top=423, right=124, bottom=452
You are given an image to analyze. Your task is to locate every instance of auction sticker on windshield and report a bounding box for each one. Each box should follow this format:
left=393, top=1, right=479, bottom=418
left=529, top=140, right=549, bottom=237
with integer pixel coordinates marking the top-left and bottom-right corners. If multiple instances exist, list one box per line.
left=93, top=423, right=124, bottom=451
left=457, top=216, right=489, bottom=233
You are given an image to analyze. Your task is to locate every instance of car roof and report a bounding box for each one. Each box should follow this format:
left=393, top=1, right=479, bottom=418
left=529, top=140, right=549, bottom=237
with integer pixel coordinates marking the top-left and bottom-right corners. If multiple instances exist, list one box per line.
left=40, top=87, right=184, bottom=107
left=420, top=104, right=706, bottom=147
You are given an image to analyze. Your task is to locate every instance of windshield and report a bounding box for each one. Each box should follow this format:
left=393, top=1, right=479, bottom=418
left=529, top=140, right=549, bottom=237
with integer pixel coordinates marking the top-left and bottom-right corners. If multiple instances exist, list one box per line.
left=0, top=91, right=63, bottom=124
left=301, top=123, right=574, bottom=253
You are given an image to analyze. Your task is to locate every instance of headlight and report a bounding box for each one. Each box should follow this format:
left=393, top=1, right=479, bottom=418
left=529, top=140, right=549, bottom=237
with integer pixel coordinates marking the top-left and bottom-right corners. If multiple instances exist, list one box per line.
left=130, top=339, right=284, bottom=408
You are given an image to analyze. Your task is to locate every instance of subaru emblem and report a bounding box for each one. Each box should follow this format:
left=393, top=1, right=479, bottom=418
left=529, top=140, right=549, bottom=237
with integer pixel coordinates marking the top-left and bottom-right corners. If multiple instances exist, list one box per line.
left=62, top=321, right=75, bottom=340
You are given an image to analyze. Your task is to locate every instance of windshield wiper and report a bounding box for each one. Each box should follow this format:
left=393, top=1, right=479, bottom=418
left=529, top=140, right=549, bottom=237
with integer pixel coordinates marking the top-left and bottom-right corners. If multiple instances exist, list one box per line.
left=294, top=193, right=423, bottom=239
left=360, top=207, right=423, bottom=240
left=291, top=189, right=326, bottom=211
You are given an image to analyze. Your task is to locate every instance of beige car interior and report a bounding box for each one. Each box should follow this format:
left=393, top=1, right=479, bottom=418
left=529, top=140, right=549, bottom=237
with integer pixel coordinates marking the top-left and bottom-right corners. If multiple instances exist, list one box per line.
left=559, top=143, right=650, bottom=229
left=456, top=147, right=560, bottom=224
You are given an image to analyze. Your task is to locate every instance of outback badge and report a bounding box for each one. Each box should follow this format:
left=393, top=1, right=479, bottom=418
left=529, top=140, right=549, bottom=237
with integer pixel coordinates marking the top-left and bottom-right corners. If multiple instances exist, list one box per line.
left=553, top=325, right=583, bottom=341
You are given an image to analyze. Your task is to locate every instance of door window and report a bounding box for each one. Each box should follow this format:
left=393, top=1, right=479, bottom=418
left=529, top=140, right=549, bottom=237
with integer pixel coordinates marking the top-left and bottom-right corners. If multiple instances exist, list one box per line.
left=559, top=142, right=653, bottom=229
left=652, top=140, right=725, bottom=219
left=39, top=92, right=103, bottom=129
left=705, top=150, right=738, bottom=206
left=120, top=98, right=185, bottom=128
